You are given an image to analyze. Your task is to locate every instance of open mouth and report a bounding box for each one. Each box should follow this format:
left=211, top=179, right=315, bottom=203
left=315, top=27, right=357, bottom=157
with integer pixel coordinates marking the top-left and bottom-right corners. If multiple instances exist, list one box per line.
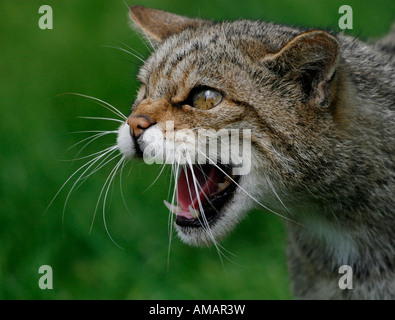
left=164, top=164, right=239, bottom=228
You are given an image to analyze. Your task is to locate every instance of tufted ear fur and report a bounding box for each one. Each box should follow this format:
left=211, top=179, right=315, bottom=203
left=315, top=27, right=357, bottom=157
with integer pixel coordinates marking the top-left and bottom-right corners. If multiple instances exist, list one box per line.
left=129, top=5, right=212, bottom=45
left=264, top=30, right=340, bottom=107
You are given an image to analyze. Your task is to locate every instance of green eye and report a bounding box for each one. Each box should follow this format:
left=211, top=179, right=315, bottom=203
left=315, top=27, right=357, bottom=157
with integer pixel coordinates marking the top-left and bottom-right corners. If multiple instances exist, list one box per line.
left=192, top=88, right=223, bottom=110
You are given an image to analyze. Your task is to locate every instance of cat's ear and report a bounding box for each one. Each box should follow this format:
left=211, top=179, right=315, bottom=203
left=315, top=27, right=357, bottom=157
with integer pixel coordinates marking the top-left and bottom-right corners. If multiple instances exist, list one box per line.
left=265, top=30, right=340, bottom=108
left=129, top=5, right=211, bottom=44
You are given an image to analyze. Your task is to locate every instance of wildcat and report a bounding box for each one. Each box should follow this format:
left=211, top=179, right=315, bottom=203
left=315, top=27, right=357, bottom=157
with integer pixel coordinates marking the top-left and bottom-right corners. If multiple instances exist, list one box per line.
left=116, top=5, right=395, bottom=299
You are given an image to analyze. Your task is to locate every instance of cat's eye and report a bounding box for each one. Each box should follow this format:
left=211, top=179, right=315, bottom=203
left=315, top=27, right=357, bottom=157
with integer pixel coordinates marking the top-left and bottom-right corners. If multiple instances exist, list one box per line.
left=192, top=88, right=223, bottom=110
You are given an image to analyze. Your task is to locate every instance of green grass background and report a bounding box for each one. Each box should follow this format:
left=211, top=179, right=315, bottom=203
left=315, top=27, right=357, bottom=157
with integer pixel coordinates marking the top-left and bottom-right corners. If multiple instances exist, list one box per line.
left=0, top=0, right=393, bottom=300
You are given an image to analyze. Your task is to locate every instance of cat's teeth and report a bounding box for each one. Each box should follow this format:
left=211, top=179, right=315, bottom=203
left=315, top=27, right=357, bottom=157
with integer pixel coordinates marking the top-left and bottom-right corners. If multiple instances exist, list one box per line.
left=217, top=180, right=231, bottom=192
left=163, top=201, right=200, bottom=218
left=225, top=176, right=233, bottom=183
left=188, top=205, right=200, bottom=218
left=163, top=200, right=181, bottom=214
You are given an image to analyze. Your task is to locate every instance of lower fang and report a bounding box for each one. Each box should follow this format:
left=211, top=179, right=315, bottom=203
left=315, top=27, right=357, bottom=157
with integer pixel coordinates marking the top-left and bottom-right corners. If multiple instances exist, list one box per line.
left=188, top=205, right=200, bottom=218
left=163, top=200, right=181, bottom=214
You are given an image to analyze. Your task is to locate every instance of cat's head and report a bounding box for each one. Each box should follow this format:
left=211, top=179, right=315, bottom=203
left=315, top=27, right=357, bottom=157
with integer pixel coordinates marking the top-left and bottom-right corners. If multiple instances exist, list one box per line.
left=117, top=6, right=343, bottom=246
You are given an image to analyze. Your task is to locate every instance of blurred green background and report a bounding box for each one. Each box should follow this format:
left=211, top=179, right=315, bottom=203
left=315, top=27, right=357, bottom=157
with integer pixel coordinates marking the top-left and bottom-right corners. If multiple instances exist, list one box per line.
left=0, top=0, right=393, bottom=300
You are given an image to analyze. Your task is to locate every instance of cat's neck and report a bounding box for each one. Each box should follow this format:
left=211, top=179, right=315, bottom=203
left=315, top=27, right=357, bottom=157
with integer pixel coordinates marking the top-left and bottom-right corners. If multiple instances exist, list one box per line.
left=287, top=200, right=395, bottom=281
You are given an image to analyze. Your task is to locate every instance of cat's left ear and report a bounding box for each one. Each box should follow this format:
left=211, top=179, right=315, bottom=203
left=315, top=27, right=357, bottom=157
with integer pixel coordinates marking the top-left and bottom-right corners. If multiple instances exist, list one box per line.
left=129, top=5, right=212, bottom=45
left=264, top=30, right=340, bottom=108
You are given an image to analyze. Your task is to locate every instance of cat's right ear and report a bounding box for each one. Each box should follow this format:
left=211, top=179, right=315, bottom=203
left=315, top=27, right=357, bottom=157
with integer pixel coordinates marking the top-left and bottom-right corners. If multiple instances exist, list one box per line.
left=129, top=5, right=212, bottom=45
left=264, top=30, right=340, bottom=108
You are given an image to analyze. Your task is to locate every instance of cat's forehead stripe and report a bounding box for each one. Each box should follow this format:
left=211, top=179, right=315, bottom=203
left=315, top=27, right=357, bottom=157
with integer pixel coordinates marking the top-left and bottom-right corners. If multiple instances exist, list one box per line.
left=155, top=32, right=220, bottom=75
left=141, top=31, right=259, bottom=98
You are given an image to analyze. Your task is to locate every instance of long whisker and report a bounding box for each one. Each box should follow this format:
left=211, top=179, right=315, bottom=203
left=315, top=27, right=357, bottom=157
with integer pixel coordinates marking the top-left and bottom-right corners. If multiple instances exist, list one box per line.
left=61, top=146, right=119, bottom=235
left=70, top=130, right=118, bottom=134
left=122, top=0, right=156, bottom=53
left=143, top=163, right=167, bottom=193
left=119, top=158, right=133, bottom=216
left=65, top=131, right=113, bottom=154
left=63, top=132, right=116, bottom=162
left=89, top=153, right=122, bottom=234
left=167, top=159, right=180, bottom=270
left=45, top=145, right=117, bottom=215
left=115, top=40, right=145, bottom=59
left=102, top=156, right=126, bottom=249
left=187, top=165, right=239, bottom=263
left=77, top=148, right=121, bottom=187
left=184, top=158, right=222, bottom=250
left=61, top=146, right=116, bottom=163
left=264, top=174, right=291, bottom=214
left=183, top=165, right=206, bottom=227
left=186, top=160, right=227, bottom=267
left=78, top=116, right=124, bottom=123
left=186, top=166, right=220, bottom=219
left=62, top=147, right=118, bottom=210
left=59, top=93, right=127, bottom=120
left=166, top=165, right=174, bottom=204
left=101, top=45, right=145, bottom=63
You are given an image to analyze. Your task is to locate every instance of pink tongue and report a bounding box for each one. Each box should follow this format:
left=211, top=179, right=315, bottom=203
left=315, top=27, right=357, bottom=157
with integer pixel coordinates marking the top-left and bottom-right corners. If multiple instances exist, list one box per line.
left=176, top=165, right=222, bottom=212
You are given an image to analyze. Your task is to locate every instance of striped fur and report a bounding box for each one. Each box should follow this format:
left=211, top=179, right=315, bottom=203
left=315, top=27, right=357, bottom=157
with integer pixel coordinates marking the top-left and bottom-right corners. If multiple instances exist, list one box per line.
left=118, top=6, right=395, bottom=299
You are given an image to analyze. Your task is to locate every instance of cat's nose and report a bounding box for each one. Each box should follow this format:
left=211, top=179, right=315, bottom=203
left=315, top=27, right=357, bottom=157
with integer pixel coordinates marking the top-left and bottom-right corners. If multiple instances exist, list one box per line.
left=128, top=115, right=152, bottom=138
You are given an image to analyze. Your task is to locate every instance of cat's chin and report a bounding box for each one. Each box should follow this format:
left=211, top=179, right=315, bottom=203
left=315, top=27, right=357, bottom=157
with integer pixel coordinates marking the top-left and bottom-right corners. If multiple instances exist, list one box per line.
left=117, top=122, right=135, bottom=158
left=174, top=208, right=250, bottom=247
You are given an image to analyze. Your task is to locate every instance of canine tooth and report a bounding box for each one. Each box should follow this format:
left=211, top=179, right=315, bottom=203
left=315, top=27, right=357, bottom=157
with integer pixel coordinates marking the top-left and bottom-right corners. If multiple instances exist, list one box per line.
left=163, top=200, right=181, bottom=214
left=188, top=205, right=200, bottom=218
left=217, top=180, right=231, bottom=192
left=225, top=176, right=233, bottom=183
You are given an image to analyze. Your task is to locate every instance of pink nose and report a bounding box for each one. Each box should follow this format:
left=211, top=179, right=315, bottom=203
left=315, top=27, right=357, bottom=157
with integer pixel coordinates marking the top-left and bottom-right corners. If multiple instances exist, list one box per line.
left=127, top=116, right=152, bottom=138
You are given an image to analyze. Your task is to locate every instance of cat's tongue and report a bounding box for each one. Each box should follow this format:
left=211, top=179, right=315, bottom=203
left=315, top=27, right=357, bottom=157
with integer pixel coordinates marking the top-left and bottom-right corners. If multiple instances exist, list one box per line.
left=176, top=165, right=223, bottom=215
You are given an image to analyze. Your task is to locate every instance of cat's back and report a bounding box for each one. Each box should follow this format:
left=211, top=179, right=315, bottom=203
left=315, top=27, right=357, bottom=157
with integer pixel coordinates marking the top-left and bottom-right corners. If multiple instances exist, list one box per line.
left=337, top=33, right=395, bottom=112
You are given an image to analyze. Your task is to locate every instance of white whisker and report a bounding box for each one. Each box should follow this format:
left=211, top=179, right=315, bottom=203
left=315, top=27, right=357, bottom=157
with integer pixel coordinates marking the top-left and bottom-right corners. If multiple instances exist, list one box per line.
left=143, top=163, right=167, bottom=193
left=119, top=158, right=133, bottom=216
left=78, top=116, right=124, bottom=123
left=122, top=0, right=156, bottom=53
left=186, top=161, right=227, bottom=268
left=63, top=132, right=116, bottom=162
left=116, top=40, right=145, bottom=59
left=187, top=165, right=239, bottom=262
left=101, top=156, right=125, bottom=249
left=77, top=148, right=120, bottom=187
left=61, top=146, right=119, bottom=235
left=60, top=93, right=127, bottom=120
left=167, top=159, right=180, bottom=270
left=89, top=153, right=123, bottom=234
left=70, top=130, right=118, bottom=134
left=45, top=146, right=117, bottom=215
left=101, top=44, right=146, bottom=63
left=65, top=131, right=113, bottom=154
left=264, top=174, right=291, bottom=214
